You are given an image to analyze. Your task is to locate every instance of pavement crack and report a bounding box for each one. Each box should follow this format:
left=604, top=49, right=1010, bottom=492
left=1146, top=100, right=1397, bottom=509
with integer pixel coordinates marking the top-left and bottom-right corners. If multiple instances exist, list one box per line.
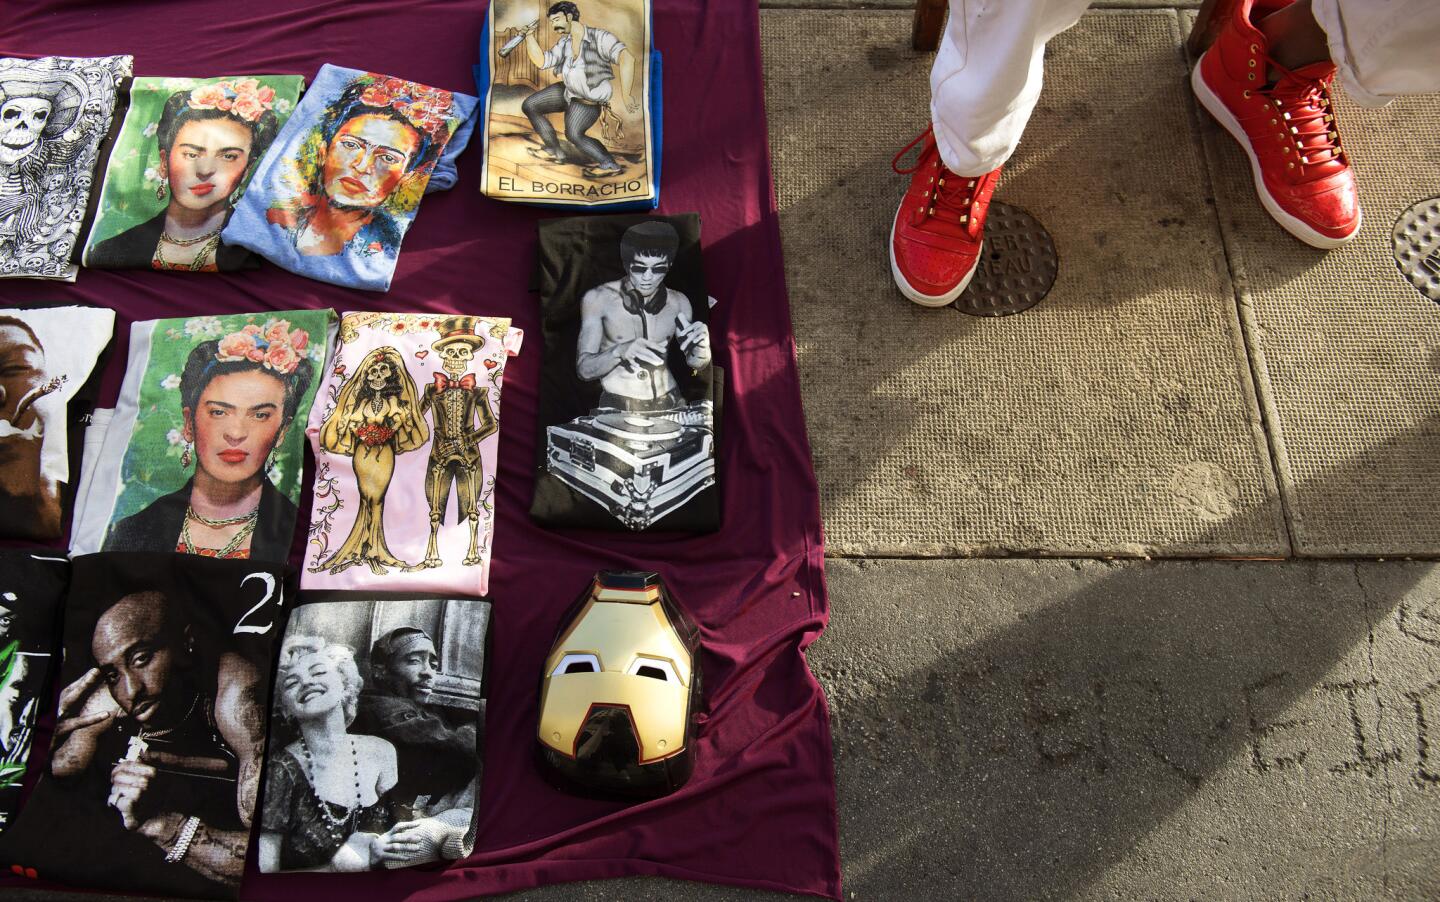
left=1352, top=564, right=1395, bottom=892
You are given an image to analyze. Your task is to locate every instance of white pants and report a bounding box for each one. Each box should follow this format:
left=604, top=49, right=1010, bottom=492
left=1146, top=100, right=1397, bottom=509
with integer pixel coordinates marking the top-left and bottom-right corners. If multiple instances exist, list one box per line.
left=931, top=0, right=1440, bottom=176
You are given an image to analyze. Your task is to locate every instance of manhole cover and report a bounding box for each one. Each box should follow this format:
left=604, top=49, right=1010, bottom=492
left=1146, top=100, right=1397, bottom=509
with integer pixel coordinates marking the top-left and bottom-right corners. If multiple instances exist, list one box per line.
left=954, top=201, right=1058, bottom=317
left=1393, top=197, right=1440, bottom=303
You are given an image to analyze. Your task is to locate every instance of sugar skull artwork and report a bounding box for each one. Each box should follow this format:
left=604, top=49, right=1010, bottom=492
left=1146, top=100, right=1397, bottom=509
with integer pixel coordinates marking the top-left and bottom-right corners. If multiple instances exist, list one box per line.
left=303, top=312, right=522, bottom=595
left=0, top=55, right=132, bottom=281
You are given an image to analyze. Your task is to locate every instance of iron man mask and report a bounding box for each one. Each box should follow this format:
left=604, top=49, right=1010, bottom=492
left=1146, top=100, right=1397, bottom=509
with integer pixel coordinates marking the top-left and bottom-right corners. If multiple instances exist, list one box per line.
left=537, top=570, right=702, bottom=797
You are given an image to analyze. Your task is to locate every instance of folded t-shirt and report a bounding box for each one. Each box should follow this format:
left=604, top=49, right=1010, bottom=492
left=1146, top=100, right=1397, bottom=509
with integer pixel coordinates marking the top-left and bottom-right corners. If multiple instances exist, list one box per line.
left=72, top=406, right=113, bottom=535
left=0, top=303, right=115, bottom=540
left=530, top=213, right=721, bottom=532
left=0, top=55, right=132, bottom=282
left=221, top=65, right=478, bottom=291
left=0, top=552, right=291, bottom=900
left=69, top=310, right=335, bottom=562
left=82, top=76, right=306, bottom=272
left=259, top=595, right=489, bottom=872
left=302, top=311, right=521, bottom=596
left=474, top=0, right=662, bottom=212
left=0, top=551, right=68, bottom=836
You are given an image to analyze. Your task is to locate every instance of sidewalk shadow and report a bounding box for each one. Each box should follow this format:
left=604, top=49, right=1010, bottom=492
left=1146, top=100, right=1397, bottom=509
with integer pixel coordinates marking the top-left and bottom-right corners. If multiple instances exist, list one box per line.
left=816, top=415, right=1440, bottom=899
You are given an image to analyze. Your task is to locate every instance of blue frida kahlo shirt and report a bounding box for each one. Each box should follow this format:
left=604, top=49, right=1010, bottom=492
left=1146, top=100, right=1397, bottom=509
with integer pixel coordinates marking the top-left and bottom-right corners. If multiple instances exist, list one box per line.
left=221, top=64, right=477, bottom=291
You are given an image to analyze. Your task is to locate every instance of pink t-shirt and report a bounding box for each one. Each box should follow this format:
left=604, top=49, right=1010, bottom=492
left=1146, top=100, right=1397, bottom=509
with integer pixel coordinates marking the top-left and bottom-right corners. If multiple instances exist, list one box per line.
left=301, top=312, right=521, bottom=595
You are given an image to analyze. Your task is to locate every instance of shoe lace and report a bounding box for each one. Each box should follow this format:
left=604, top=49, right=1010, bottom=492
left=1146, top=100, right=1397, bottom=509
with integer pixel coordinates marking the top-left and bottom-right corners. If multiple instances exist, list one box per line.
left=891, top=126, right=983, bottom=227
left=1256, top=56, right=1344, bottom=170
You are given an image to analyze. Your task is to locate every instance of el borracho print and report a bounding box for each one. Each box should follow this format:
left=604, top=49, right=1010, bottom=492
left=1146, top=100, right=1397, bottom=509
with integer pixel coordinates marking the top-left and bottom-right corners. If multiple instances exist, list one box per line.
left=480, top=0, right=658, bottom=208
left=304, top=312, right=522, bottom=596
left=69, top=310, right=333, bottom=562
left=260, top=596, right=488, bottom=872
left=0, top=55, right=131, bottom=281
left=532, top=213, right=721, bottom=532
left=0, top=554, right=291, bottom=900
left=83, top=76, right=306, bottom=272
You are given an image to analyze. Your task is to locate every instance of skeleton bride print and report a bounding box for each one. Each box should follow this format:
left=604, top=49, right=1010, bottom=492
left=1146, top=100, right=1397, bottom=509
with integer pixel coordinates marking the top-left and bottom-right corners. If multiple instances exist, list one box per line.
left=0, top=55, right=132, bottom=281
left=303, top=312, right=522, bottom=596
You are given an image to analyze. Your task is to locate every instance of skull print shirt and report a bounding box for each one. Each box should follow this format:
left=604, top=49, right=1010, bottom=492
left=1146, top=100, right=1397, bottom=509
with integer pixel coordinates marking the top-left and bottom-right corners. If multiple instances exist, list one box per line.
left=0, top=55, right=132, bottom=282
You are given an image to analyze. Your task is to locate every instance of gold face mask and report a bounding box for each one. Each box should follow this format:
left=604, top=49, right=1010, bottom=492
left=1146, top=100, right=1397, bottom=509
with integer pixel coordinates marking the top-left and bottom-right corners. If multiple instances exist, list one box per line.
left=537, top=570, right=702, bottom=797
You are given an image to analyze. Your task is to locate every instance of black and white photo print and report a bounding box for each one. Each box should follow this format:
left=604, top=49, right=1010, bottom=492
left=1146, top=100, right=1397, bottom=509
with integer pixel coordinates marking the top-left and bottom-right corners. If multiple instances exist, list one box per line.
left=0, top=553, right=290, bottom=900
left=0, top=55, right=132, bottom=281
left=259, top=596, right=488, bottom=873
left=532, top=213, right=722, bottom=532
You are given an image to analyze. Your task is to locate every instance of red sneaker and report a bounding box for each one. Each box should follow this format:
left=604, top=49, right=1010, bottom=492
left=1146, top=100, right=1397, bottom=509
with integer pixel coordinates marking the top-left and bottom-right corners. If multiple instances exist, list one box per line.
left=1191, top=0, right=1360, bottom=248
left=890, top=127, right=1001, bottom=307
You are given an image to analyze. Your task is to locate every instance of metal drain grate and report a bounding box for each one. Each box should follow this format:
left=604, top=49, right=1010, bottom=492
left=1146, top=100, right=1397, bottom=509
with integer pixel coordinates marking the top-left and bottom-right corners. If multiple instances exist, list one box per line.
left=954, top=201, right=1058, bottom=317
left=1392, top=196, right=1440, bottom=303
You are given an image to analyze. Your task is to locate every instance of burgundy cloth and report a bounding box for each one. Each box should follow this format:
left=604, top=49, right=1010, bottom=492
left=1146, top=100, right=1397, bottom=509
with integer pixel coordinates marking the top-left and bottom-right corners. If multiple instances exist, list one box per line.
left=0, top=1, right=839, bottom=900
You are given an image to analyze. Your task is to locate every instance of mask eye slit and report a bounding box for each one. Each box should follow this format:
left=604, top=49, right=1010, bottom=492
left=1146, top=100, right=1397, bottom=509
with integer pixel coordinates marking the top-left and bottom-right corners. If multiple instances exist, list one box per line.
left=627, top=658, right=679, bottom=683
left=553, top=653, right=600, bottom=676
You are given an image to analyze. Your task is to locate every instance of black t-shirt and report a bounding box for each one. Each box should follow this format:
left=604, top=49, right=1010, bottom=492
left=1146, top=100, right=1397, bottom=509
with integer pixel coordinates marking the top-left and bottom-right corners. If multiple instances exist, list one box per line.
left=530, top=212, right=722, bottom=532
left=0, top=552, right=67, bottom=835
left=0, top=552, right=290, bottom=900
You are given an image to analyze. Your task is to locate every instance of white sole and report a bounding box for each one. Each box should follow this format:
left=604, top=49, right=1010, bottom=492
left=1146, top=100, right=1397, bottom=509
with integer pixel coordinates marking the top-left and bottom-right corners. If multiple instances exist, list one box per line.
left=1190, top=56, right=1360, bottom=250
left=889, top=214, right=983, bottom=308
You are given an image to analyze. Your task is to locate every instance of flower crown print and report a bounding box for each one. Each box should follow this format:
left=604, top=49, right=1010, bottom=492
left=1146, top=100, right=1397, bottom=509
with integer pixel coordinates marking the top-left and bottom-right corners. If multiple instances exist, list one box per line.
left=216, top=319, right=310, bottom=375
left=188, top=78, right=275, bottom=123
left=356, top=74, right=452, bottom=136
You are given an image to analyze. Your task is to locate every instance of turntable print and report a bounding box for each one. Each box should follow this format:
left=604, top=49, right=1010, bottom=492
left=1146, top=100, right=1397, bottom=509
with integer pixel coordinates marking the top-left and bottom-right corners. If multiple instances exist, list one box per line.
left=546, top=402, right=715, bottom=530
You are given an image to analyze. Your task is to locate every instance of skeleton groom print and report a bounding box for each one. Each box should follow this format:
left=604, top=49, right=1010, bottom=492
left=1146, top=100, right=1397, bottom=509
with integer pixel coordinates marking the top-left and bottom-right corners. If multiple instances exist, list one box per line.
left=304, top=312, right=522, bottom=596
left=0, top=55, right=132, bottom=281
left=533, top=214, right=721, bottom=532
